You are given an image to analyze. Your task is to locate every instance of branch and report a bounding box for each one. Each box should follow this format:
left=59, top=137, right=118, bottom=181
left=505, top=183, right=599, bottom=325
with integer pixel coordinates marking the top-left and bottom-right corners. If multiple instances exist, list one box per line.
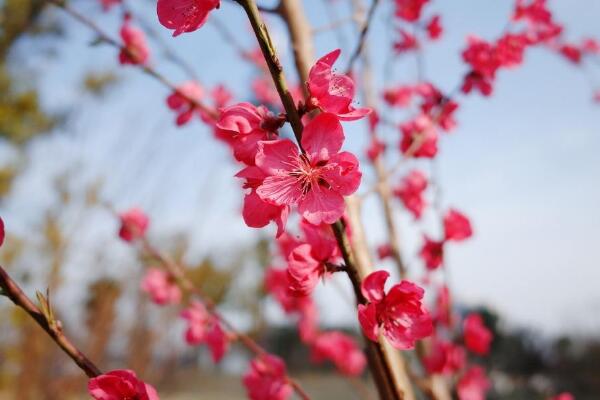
left=346, top=0, right=381, bottom=74
left=46, top=0, right=218, bottom=121
left=138, top=238, right=311, bottom=400
left=233, top=1, right=410, bottom=398
left=0, top=265, right=102, bottom=378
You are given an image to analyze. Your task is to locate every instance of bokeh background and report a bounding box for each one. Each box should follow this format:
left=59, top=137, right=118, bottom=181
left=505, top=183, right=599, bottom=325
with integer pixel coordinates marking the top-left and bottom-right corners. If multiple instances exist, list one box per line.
left=0, top=0, right=599, bottom=398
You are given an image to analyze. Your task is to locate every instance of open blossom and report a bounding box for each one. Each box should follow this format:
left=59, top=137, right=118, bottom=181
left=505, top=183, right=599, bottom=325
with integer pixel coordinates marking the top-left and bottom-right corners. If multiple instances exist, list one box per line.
left=426, top=15, right=443, bottom=40
left=358, top=270, right=433, bottom=349
left=457, top=366, right=491, bottom=400
left=254, top=113, right=361, bottom=225
left=118, top=22, right=149, bottom=66
left=581, top=38, right=600, bottom=55
left=444, top=209, right=473, bottom=241
left=395, top=0, right=429, bottom=22
left=88, top=369, right=159, bottom=400
left=307, top=49, right=371, bottom=121
left=462, top=71, right=494, bottom=96
left=423, top=338, right=466, bottom=375
left=462, top=36, right=500, bottom=78
left=243, top=354, right=292, bottom=400
left=216, top=102, right=279, bottom=166
left=141, top=268, right=181, bottom=305
left=310, top=331, right=367, bottom=376
left=287, top=220, right=341, bottom=296
left=394, top=29, right=419, bottom=54
left=400, top=115, right=438, bottom=158
left=180, top=301, right=229, bottom=362
left=166, top=81, right=204, bottom=126
left=463, top=313, right=493, bottom=356
left=513, top=0, right=562, bottom=44
left=419, top=235, right=444, bottom=270
left=393, top=170, right=428, bottom=219
left=118, top=208, right=149, bottom=242
left=157, top=0, right=220, bottom=37
left=496, top=33, right=528, bottom=68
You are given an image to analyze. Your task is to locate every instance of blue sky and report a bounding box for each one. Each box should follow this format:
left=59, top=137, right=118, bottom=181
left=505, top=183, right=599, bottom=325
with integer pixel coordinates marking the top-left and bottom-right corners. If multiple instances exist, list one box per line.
left=2, top=0, right=599, bottom=336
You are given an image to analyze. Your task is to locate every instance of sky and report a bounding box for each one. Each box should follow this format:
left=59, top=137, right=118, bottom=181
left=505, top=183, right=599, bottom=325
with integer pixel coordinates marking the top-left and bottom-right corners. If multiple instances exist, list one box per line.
left=2, top=0, right=599, bottom=337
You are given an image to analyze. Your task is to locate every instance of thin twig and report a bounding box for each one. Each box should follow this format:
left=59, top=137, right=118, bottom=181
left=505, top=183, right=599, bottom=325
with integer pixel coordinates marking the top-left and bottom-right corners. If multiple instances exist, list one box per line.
left=0, top=266, right=102, bottom=378
left=346, top=0, right=381, bottom=73
left=46, top=0, right=218, bottom=120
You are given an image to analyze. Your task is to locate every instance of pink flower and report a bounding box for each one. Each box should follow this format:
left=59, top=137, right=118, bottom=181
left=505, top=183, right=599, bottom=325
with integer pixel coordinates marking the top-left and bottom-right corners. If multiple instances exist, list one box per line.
left=393, top=170, right=428, bottom=219
left=400, top=115, right=438, bottom=158
left=216, top=102, right=279, bottom=166
left=118, top=22, right=149, bottom=66
left=157, top=0, right=220, bottom=37
left=236, top=166, right=289, bottom=237
left=394, top=29, right=419, bottom=54
left=166, top=81, right=204, bottom=126
left=0, top=216, right=4, bottom=248
left=551, top=393, right=575, bottom=400
left=118, top=208, right=149, bottom=242
left=88, top=369, right=159, bottom=400
left=462, top=36, right=500, bottom=78
left=141, top=268, right=181, bottom=305
left=287, top=220, right=341, bottom=296
left=243, top=354, right=292, bottom=400
left=180, top=301, right=229, bottom=362
left=462, top=71, right=494, bottom=96
left=265, top=267, right=313, bottom=314
left=444, top=209, right=473, bottom=241
left=419, top=235, right=444, bottom=270
left=496, top=33, right=528, bottom=68
left=513, top=0, right=562, bottom=45
left=581, top=38, right=600, bottom=55
left=310, top=331, right=367, bottom=376
left=357, top=270, right=433, bottom=349
left=254, top=113, right=361, bottom=225
left=417, top=83, right=459, bottom=131
left=383, top=85, right=414, bottom=107
left=180, top=301, right=209, bottom=345
left=423, top=338, right=466, bottom=375
left=377, top=243, right=393, bottom=260
left=307, top=50, right=371, bottom=121
left=426, top=15, right=443, bottom=40
left=594, top=90, right=600, bottom=104
left=211, top=84, right=232, bottom=109
left=395, top=0, right=429, bottom=22
left=463, top=313, right=493, bottom=356
left=366, top=136, right=386, bottom=161
left=558, top=44, right=582, bottom=64
left=100, top=0, right=121, bottom=11
left=457, top=366, right=490, bottom=400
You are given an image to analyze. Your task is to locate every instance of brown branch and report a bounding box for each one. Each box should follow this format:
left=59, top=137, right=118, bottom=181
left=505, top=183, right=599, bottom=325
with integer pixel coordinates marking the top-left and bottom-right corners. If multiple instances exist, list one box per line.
left=0, top=265, right=102, bottom=378
left=233, top=1, right=412, bottom=398
left=46, top=0, right=219, bottom=121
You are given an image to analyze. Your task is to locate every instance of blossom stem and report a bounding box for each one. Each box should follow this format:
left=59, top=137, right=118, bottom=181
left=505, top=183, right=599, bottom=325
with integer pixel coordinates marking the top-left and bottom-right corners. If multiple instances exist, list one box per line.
left=0, top=265, right=102, bottom=378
